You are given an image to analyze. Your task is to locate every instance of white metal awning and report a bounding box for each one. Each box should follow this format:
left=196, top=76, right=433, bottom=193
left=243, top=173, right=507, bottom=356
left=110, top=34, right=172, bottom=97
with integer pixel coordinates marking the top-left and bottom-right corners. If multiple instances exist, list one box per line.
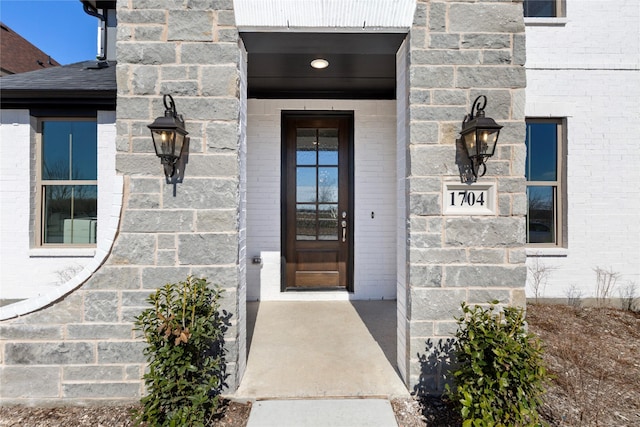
left=233, top=0, right=417, bottom=32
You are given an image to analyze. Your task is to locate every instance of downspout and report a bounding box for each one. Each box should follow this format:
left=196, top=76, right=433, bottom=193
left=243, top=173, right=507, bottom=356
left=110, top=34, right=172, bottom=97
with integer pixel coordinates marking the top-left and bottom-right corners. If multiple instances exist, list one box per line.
left=81, top=1, right=107, bottom=61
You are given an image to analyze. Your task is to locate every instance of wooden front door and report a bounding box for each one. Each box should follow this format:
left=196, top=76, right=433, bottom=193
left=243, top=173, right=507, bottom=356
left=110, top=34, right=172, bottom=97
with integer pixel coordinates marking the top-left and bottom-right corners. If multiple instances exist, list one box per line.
left=282, top=113, right=353, bottom=291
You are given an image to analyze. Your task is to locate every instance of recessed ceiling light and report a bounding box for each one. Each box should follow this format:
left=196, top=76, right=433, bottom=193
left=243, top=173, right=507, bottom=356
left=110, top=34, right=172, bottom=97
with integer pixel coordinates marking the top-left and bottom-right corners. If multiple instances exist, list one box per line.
left=310, top=58, right=329, bottom=69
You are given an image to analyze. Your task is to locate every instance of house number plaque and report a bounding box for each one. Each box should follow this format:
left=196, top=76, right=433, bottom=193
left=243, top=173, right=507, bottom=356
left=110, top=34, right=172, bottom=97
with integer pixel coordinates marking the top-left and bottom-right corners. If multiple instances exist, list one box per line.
left=443, top=183, right=496, bottom=215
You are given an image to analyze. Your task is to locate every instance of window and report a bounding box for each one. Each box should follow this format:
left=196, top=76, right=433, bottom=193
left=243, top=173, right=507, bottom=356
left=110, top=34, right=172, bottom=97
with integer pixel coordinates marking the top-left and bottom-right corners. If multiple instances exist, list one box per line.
left=36, top=119, right=97, bottom=245
left=525, top=119, right=565, bottom=246
left=523, top=0, right=564, bottom=18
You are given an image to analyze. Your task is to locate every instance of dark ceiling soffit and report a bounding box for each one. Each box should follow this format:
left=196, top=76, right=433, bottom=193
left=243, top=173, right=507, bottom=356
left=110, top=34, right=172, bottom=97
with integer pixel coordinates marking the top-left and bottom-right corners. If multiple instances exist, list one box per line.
left=248, top=88, right=396, bottom=100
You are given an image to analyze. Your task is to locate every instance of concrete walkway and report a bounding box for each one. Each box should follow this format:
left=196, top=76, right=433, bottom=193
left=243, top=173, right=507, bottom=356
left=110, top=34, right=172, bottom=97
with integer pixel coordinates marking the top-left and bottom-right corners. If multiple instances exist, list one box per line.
left=235, top=301, right=408, bottom=426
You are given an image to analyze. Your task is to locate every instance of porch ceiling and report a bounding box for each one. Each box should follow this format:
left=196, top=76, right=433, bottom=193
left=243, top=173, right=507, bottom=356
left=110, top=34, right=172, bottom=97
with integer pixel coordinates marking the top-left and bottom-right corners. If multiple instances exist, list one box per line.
left=240, top=32, right=407, bottom=99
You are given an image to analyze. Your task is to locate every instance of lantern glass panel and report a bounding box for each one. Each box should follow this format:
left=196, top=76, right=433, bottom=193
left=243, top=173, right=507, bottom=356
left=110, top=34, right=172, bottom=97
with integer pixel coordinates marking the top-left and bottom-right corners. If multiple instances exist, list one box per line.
left=151, top=130, right=176, bottom=157
left=478, top=129, right=499, bottom=156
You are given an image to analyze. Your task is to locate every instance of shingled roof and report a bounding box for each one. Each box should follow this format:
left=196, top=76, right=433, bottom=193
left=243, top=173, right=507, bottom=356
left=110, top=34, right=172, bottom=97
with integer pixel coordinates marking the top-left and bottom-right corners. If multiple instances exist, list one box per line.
left=0, top=60, right=116, bottom=110
left=0, top=22, right=60, bottom=75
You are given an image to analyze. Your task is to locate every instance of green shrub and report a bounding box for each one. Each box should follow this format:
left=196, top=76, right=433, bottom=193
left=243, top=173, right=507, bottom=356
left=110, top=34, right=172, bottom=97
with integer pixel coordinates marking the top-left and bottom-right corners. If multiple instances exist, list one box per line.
left=446, top=302, right=547, bottom=427
left=134, top=276, right=227, bottom=427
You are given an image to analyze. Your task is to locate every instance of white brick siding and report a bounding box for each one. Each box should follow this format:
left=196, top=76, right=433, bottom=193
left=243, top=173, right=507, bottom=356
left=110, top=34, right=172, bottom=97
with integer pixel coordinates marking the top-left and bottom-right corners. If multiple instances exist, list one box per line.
left=246, top=99, right=397, bottom=300
left=525, top=0, right=640, bottom=299
left=0, top=111, right=122, bottom=306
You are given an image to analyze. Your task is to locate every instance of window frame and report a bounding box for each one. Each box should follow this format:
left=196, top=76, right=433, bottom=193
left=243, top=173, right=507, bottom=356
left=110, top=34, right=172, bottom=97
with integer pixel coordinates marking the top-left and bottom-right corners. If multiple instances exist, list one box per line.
left=523, top=0, right=566, bottom=19
left=525, top=118, right=567, bottom=247
left=35, top=117, right=98, bottom=248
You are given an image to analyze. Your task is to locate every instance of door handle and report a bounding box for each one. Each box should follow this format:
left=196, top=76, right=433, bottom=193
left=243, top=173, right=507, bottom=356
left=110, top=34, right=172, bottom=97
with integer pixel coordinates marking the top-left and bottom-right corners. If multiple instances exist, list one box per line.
left=341, top=220, right=347, bottom=242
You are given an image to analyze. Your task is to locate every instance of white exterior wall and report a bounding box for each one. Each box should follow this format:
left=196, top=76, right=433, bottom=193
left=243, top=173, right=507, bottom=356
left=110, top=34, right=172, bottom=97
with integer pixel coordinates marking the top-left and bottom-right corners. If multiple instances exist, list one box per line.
left=525, top=0, right=640, bottom=299
left=0, top=111, right=120, bottom=302
left=246, top=99, right=397, bottom=301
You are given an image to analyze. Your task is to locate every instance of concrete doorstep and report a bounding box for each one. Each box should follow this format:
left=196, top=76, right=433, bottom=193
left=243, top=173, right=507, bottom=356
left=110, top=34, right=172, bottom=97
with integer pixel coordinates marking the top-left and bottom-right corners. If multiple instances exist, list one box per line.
left=246, top=399, right=398, bottom=427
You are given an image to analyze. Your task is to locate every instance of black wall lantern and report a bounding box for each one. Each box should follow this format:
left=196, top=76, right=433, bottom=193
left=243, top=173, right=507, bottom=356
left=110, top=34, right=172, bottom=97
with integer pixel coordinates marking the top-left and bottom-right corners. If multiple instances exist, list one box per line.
left=460, top=95, right=502, bottom=179
left=148, top=94, right=188, bottom=178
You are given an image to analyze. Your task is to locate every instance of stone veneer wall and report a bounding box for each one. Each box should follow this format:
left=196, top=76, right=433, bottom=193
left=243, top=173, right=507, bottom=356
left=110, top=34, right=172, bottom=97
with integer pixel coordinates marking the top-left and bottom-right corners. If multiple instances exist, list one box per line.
left=0, top=0, right=245, bottom=404
left=401, top=0, right=527, bottom=393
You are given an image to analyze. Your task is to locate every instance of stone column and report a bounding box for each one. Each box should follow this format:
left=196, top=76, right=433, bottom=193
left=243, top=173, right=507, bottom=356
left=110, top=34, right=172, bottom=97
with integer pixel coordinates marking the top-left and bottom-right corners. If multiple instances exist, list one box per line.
left=115, top=0, right=246, bottom=390
left=403, top=0, right=527, bottom=394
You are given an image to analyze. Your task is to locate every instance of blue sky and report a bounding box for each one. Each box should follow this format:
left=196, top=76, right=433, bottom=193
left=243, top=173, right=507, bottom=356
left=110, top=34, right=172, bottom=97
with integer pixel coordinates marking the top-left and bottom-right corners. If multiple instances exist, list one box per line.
left=1, top=0, right=97, bottom=65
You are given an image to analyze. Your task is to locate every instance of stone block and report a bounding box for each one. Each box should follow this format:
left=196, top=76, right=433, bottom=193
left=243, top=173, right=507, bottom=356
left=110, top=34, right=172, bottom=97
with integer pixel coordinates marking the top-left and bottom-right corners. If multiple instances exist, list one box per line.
left=409, top=89, right=430, bottom=105
left=410, top=28, right=426, bottom=50
left=482, top=50, right=512, bottom=65
left=186, top=0, right=234, bottom=10
left=116, top=97, right=151, bottom=121
left=426, top=218, right=444, bottom=233
left=131, top=66, right=159, bottom=95
left=445, top=217, right=524, bottom=247
left=0, top=325, right=63, bottom=340
left=157, top=250, right=177, bottom=266
left=206, top=121, right=239, bottom=151
left=63, top=366, right=123, bottom=382
left=410, top=233, right=441, bottom=249
left=409, top=121, right=439, bottom=144
left=201, top=65, right=239, bottom=97
left=11, top=293, right=83, bottom=325
left=233, top=29, right=260, bottom=46
left=410, top=248, right=467, bottom=264
left=168, top=10, right=214, bottom=41
left=66, top=324, right=134, bottom=340
left=163, top=178, right=237, bottom=209
left=411, top=105, right=468, bottom=122
left=196, top=209, right=237, bottom=232
left=413, top=2, right=427, bottom=27
left=186, top=153, right=238, bottom=177
left=410, top=193, right=441, bottom=216
left=121, top=291, right=153, bottom=307
left=84, top=267, right=141, bottom=290
left=461, top=34, right=511, bottom=49
left=410, top=320, right=434, bottom=337
left=118, top=9, right=166, bottom=24
left=218, top=10, right=236, bottom=26
left=116, top=153, right=160, bottom=175
left=513, top=33, right=526, bottom=66
left=412, top=50, right=480, bottom=66
left=128, top=193, right=161, bottom=209
left=508, top=248, right=526, bottom=264
left=178, top=233, right=238, bottom=265
left=410, top=288, right=466, bottom=321
left=125, top=365, right=143, bottom=381
left=110, top=234, right=156, bottom=266
left=118, top=42, right=177, bottom=65
left=141, top=267, right=192, bottom=289
left=449, top=4, right=525, bottom=33
left=434, top=321, right=458, bottom=336
left=97, top=341, right=147, bottom=364
left=157, top=234, right=176, bottom=249
left=178, top=98, right=240, bottom=121
left=456, top=66, right=526, bottom=89
left=443, top=265, right=527, bottom=288
left=409, top=177, right=442, bottom=193
left=181, top=43, right=239, bottom=65
left=429, top=34, right=460, bottom=50
left=467, top=288, right=511, bottom=305
left=409, top=265, right=443, bottom=288
left=159, top=80, right=199, bottom=96
left=5, top=342, right=94, bottom=365
left=469, top=89, right=512, bottom=120
left=432, top=90, right=467, bottom=106
left=0, top=367, right=60, bottom=398
left=410, top=66, right=455, bottom=89
left=131, top=137, right=156, bottom=153
left=428, top=1, right=446, bottom=32
left=469, top=248, right=506, bottom=264
left=409, top=146, right=459, bottom=176
left=121, top=210, right=195, bottom=233
left=162, top=65, right=199, bottom=80
left=190, top=266, right=239, bottom=288
left=62, top=382, right=140, bottom=399
left=134, top=26, right=164, bottom=41
left=84, top=292, right=119, bottom=323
